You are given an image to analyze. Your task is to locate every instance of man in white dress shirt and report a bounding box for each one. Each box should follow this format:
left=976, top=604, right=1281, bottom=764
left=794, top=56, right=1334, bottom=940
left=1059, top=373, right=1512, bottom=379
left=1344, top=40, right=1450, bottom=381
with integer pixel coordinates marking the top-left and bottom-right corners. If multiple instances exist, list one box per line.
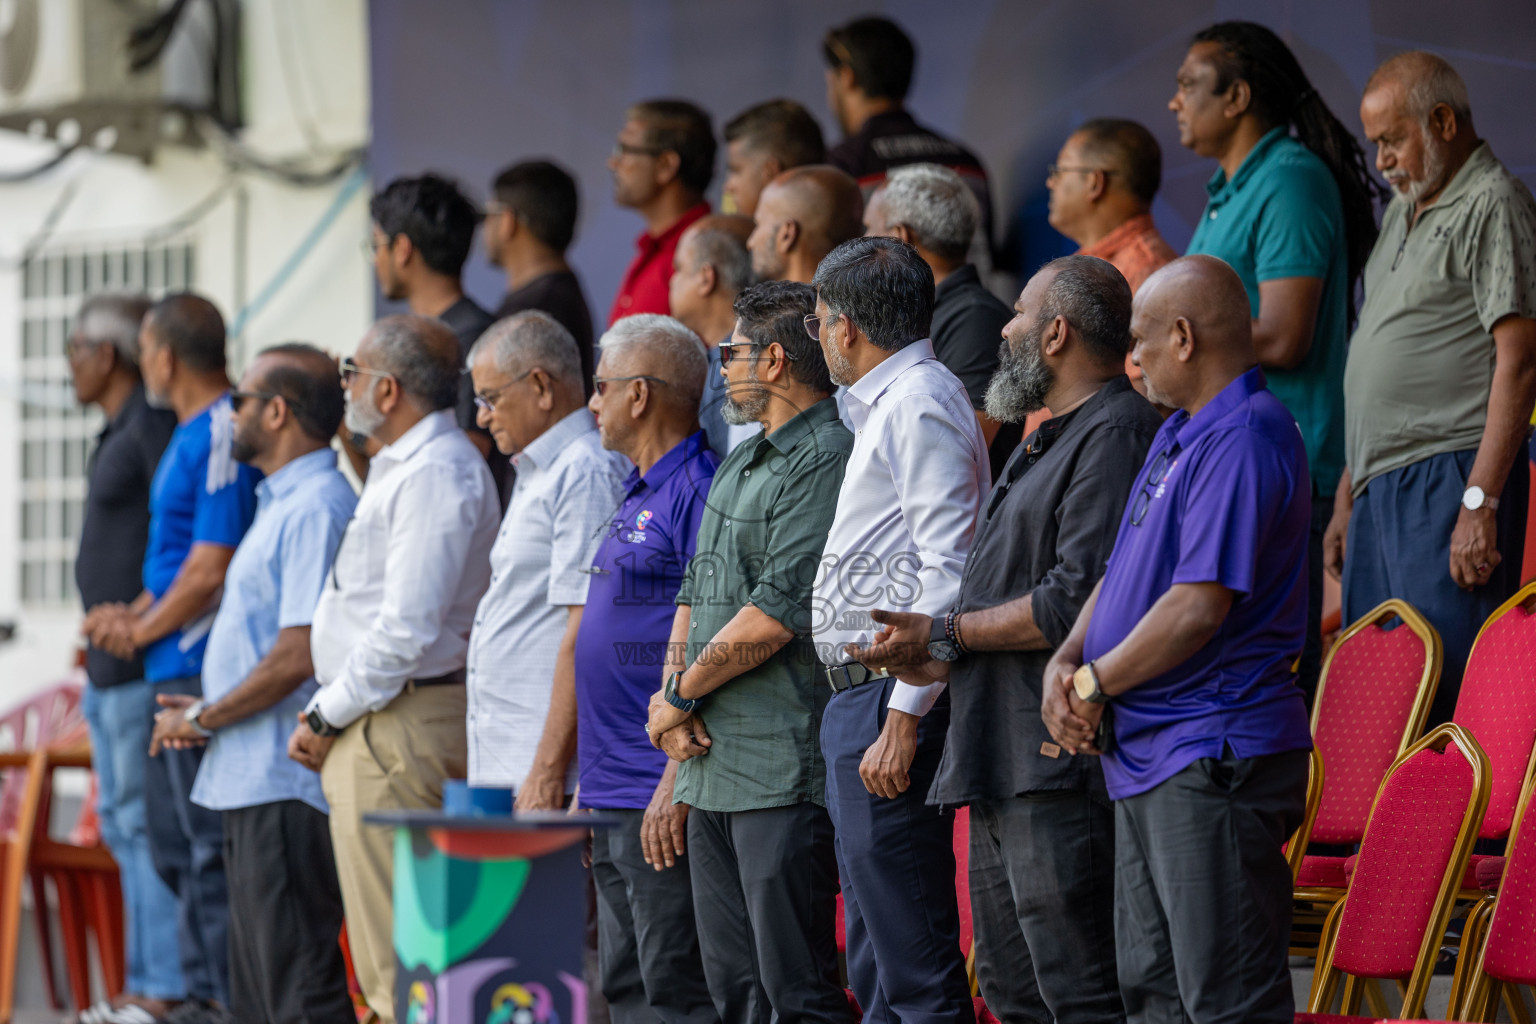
left=287, top=315, right=500, bottom=1024
left=811, top=236, right=987, bottom=1024
left=464, top=310, right=628, bottom=810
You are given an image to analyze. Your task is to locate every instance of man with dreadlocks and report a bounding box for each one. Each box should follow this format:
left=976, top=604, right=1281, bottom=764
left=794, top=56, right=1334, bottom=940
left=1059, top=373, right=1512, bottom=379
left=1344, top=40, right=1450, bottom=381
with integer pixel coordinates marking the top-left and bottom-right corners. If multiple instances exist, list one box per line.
left=1171, top=21, right=1384, bottom=708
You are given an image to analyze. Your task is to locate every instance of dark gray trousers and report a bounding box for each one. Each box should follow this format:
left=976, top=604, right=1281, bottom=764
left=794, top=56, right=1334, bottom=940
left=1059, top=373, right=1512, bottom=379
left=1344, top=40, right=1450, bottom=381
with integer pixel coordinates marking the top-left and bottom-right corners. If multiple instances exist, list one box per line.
left=1114, top=750, right=1309, bottom=1024
left=687, top=804, right=851, bottom=1024
left=969, top=791, right=1125, bottom=1023
left=591, top=809, right=718, bottom=1024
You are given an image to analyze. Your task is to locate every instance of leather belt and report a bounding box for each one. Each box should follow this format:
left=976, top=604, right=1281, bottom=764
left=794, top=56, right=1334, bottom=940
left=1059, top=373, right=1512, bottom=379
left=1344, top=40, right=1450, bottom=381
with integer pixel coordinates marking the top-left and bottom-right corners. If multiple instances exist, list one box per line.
left=410, top=669, right=466, bottom=689
left=824, top=662, right=892, bottom=695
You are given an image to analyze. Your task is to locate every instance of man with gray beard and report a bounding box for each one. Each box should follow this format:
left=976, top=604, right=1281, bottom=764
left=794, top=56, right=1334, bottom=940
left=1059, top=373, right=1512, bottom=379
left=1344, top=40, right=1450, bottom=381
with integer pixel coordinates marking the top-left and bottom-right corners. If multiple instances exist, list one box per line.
left=848, top=255, right=1159, bottom=1022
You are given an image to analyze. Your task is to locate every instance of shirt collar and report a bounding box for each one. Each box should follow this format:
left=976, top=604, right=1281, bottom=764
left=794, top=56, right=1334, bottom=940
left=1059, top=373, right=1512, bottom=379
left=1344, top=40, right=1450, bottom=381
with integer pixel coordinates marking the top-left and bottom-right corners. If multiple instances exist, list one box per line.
left=1037, top=375, right=1131, bottom=449
left=256, top=447, right=336, bottom=505
left=1204, top=126, right=1289, bottom=201
left=635, top=201, right=710, bottom=253
left=1167, top=366, right=1267, bottom=452
left=935, top=263, right=981, bottom=303
left=844, top=338, right=936, bottom=419
left=102, top=385, right=150, bottom=437
left=854, top=109, right=918, bottom=138
left=1079, top=213, right=1157, bottom=261
left=628, top=431, right=710, bottom=495
left=518, top=406, right=597, bottom=471
left=374, top=408, right=458, bottom=466
left=762, top=396, right=841, bottom=455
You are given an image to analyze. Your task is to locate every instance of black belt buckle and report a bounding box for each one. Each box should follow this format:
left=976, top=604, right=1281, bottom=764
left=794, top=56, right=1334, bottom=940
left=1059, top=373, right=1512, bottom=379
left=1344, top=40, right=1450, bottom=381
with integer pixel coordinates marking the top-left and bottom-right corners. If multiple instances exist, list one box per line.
left=824, top=663, right=887, bottom=694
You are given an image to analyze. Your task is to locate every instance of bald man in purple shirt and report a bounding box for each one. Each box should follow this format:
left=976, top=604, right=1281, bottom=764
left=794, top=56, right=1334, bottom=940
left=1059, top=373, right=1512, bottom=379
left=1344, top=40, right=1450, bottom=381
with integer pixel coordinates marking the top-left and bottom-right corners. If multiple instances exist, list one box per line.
left=1042, top=256, right=1312, bottom=1024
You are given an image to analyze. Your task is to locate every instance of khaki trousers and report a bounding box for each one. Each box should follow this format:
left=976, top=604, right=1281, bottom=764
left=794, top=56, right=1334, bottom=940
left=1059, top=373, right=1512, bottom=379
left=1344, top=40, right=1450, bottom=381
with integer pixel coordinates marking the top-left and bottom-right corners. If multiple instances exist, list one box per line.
left=321, top=683, right=467, bottom=1024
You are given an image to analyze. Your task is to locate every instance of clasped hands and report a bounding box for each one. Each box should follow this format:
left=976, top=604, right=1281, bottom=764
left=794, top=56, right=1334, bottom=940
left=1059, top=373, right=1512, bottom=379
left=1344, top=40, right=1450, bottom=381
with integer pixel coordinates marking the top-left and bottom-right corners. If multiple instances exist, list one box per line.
left=83, top=603, right=139, bottom=660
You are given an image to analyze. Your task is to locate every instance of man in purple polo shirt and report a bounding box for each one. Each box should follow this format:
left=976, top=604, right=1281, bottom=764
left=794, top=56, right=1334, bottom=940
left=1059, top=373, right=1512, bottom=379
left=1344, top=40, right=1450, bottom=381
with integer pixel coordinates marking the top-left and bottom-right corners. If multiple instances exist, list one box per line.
left=579, top=314, right=720, bottom=1024
left=1042, top=255, right=1312, bottom=1023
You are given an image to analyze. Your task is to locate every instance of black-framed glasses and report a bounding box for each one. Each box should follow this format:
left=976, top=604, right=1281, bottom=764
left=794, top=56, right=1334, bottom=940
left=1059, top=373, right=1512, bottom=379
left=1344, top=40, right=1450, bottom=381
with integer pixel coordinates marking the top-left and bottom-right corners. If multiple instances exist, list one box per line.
left=1129, top=449, right=1174, bottom=527
left=230, top=390, right=285, bottom=413
left=721, top=341, right=798, bottom=368
left=472, top=369, right=536, bottom=413
left=1046, top=164, right=1112, bottom=181
left=340, top=358, right=393, bottom=385
left=611, top=141, right=665, bottom=160
left=593, top=374, right=666, bottom=396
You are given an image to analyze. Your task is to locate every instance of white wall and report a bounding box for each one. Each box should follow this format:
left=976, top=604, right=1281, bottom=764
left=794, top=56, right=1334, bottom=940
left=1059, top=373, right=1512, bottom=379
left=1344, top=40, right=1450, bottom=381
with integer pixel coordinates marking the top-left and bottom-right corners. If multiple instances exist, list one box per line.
left=0, top=0, right=373, bottom=712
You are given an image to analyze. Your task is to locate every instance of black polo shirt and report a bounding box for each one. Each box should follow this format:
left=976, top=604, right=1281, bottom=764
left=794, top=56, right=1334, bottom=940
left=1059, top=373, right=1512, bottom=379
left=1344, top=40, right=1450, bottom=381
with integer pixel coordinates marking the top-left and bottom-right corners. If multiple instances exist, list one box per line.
left=495, top=270, right=596, bottom=392
left=439, top=295, right=511, bottom=506
left=931, top=263, right=1020, bottom=477
left=927, top=376, right=1161, bottom=806
left=76, top=386, right=178, bottom=687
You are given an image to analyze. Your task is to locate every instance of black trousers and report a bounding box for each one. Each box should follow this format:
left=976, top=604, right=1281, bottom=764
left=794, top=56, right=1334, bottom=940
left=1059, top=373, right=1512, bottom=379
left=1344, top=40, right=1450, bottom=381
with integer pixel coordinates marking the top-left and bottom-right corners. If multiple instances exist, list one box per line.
left=224, top=800, right=353, bottom=1024
left=145, top=676, right=229, bottom=1004
left=688, top=803, right=851, bottom=1024
left=1297, top=494, right=1334, bottom=709
left=591, top=809, right=718, bottom=1024
left=1114, top=750, right=1309, bottom=1024
left=969, top=792, right=1125, bottom=1023
left=822, top=683, right=974, bottom=1024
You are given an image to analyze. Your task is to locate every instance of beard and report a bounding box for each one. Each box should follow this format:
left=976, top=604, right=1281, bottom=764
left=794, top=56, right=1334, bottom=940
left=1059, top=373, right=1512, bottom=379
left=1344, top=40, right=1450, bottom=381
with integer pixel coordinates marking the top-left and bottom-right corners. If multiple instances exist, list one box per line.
left=984, top=317, right=1054, bottom=423
left=1386, top=126, right=1450, bottom=206
left=230, top=432, right=261, bottom=465
left=822, top=340, right=857, bottom=388
left=723, top=367, right=771, bottom=425
left=344, top=384, right=386, bottom=437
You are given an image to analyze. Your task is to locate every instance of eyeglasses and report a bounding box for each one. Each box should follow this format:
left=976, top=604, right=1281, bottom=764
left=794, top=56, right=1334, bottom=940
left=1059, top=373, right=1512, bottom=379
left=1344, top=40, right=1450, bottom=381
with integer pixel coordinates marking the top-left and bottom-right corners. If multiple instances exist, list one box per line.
left=1128, top=449, right=1174, bottom=527
left=804, top=312, right=838, bottom=341
left=592, top=374, right=666, bottom=396
left=1046, top=164, right=1112, bottom=181
left=360, top=235, right=389, bottom=261
left=720, top=341, right=799, bottom=368
left=230, top=390, right=284, bottom=413
left=340, top=358, right=393, bottom=385
left=611, top=141, right=665, bottom=160
left=472, top=369, right=536, bottom=413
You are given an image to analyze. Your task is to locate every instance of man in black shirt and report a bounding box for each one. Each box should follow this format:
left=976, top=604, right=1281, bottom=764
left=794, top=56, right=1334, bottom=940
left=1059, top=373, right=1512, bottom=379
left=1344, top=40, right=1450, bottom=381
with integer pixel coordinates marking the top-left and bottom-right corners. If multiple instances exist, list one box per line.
left=821, top=17, right=993, bottom=257
left=367, top=174, right=508, bottom=501
left=485, top=160, right=596, bottom=390
left=849, top=256, right=1158, bottom=1023
left=71, top=294, right=184, bottom=1019
left=864, top=163, right=1019, bottom=476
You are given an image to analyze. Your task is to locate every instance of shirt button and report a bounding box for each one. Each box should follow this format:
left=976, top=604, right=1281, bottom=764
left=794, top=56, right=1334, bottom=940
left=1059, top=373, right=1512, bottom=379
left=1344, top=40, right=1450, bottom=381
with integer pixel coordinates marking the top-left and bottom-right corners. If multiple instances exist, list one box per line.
left=724, top=520, right=731, bottom=528
left=1209, top=210, right=1219, bottom=220
left=743, top=469, right=750, bottom=477
left=707, top=569, right=715, bottom=576
left=691, top=622, right=698, bottom=629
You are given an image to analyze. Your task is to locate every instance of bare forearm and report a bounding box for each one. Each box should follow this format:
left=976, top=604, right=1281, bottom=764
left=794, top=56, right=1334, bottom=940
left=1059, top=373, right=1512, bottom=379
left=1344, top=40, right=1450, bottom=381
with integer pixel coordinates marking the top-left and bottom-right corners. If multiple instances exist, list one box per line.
left=532, top=633, right=580, bottom=775
left=132, top=547, right=232, bottom=648
left=1092, top=583, right=1233, bottom=696
left=1469, top=322, right=1536, bottom=498
left=676, top=604, right=793, bottom=700
left=1252, top=277, right=1322, bottom=371
left=200, top=629, right=315, bottom=731
left=957, top=593, right=1050, bottom=652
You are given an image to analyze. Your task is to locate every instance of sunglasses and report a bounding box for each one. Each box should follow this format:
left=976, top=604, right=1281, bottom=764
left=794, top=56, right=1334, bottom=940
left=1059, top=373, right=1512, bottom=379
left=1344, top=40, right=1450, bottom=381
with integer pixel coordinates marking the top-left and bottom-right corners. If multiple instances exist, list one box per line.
left=721, top=341, right=799, bottom=367
left=592, top=374, right=666, bottom=396
left=229, top=390, right=282, bottom=413
left=1129, top=449, right=1174, bottom=527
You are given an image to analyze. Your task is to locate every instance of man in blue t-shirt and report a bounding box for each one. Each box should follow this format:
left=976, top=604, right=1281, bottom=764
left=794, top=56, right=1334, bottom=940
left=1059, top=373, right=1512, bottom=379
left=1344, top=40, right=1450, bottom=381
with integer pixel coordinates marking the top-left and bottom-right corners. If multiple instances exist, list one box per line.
left=89, top=294, right=260, bottom=1019
left=1042, top=258, right=1312, bottom=1024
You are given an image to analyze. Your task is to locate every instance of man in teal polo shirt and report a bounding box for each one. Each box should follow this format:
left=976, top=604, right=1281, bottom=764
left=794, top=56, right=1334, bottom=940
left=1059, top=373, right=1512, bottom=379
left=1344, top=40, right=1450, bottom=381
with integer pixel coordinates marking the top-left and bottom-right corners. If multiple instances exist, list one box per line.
left=1173, top=21, right=1385, bottom=704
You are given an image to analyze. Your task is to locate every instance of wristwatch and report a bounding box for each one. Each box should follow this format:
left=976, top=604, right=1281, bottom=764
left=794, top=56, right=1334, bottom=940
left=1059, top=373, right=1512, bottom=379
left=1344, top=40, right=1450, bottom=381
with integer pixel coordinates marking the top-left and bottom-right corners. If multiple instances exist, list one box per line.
left=182, top=699, right=213, bottom=738
left=663, top=671, right=697, bottom=713
left=927, top=615, right=960, bottom=662
left=1463, top=485, right=1499, bottom=512
left=1072, top=662, right=1111, bottom=705
left=305, top=707, right=342, bottom=738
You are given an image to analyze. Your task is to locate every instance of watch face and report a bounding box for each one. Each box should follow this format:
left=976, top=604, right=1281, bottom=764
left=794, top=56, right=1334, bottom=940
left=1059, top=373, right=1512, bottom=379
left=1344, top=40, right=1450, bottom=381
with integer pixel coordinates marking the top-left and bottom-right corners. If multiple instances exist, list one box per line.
left=1073, top=666, right=1096, bottom=701
left=1464, top=486, right=1486, bottom=510
left=928, top=639, right=959, bottom=663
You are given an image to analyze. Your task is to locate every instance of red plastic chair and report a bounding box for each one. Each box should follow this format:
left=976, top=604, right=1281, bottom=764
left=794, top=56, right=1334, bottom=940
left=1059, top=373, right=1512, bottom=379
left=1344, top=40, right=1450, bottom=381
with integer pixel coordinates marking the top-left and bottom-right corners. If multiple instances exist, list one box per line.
left=1306, top=724, right=1490, bottom=1019
left=1293, top=600, right=1440, bottom=898
left=0, top=679, right=124, bottom=1019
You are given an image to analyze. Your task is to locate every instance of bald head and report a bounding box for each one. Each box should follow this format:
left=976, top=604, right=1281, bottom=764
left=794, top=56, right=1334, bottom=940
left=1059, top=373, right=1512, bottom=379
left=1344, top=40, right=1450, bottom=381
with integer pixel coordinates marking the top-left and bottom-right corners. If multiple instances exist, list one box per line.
left=1131, top=256, right=1256, bottom=411
left=750, top=165, right=864, bottom=282
left=1365, top=50, right=1475, bottom=132
left=361, top=314, right=462, bottom=410
left=679, top=214, right=755, bottom=292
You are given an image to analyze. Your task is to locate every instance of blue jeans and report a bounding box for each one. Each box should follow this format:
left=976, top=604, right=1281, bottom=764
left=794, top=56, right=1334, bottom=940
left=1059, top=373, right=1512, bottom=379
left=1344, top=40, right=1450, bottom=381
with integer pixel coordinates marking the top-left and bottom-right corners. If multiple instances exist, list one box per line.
left=82, top=680, right=187, bottom=1000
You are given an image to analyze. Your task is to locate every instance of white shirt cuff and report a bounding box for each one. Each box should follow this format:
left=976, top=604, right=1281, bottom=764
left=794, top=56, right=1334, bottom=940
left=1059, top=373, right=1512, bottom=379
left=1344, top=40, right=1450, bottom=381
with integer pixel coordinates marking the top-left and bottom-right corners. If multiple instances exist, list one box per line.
left=311, top=682, right=369, bottom=731
left=888, top=679, right=946, bottom=717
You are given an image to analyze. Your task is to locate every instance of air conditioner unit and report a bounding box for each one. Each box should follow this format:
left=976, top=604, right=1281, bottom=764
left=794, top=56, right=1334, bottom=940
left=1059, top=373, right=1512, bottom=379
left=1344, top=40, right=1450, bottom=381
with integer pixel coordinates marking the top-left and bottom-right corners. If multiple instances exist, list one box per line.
left=0, top=0, right=236, bottom=161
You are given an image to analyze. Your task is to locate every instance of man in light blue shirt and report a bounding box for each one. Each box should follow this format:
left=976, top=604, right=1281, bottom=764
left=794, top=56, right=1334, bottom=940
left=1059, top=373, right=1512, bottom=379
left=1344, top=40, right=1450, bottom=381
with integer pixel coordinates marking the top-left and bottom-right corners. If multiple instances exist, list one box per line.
left=152, top=344, right=357, bottom=1024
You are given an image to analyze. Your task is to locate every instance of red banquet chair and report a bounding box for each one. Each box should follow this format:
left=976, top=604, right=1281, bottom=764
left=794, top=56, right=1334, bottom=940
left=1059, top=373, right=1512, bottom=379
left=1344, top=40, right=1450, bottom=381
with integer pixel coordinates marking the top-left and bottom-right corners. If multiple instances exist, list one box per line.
left=1290, top=601, right=1440, bottom=952
left=1303, top=724, right=1490, bottom=1020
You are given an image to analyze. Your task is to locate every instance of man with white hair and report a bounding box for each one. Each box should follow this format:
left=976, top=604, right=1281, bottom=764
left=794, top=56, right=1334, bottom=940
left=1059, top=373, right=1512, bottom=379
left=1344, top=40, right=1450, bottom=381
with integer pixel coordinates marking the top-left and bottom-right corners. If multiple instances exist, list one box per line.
left=865, top=163, right=1019, bottom=475
left=580, top=314, right=719, bottom=1023
left=464, top=310, right=629, bottom=809
left=1325, top=51, right=1536, bottom=723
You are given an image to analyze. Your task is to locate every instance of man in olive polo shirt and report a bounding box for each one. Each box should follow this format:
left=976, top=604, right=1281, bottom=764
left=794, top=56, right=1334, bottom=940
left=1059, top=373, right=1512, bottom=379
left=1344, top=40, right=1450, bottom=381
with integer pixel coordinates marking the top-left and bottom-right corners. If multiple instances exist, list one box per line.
left=645, top=281, right=854, bottom=1024
left=1327, top=52, right=1536, bottom=724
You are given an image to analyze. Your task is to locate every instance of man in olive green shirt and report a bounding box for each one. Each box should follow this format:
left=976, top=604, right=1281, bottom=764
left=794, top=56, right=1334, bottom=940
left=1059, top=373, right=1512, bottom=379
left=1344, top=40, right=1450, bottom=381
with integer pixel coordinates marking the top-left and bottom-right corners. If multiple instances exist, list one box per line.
left=646, top=281, right=854, bottom=1024
left=1327, top=52, right=1536, bottom=724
